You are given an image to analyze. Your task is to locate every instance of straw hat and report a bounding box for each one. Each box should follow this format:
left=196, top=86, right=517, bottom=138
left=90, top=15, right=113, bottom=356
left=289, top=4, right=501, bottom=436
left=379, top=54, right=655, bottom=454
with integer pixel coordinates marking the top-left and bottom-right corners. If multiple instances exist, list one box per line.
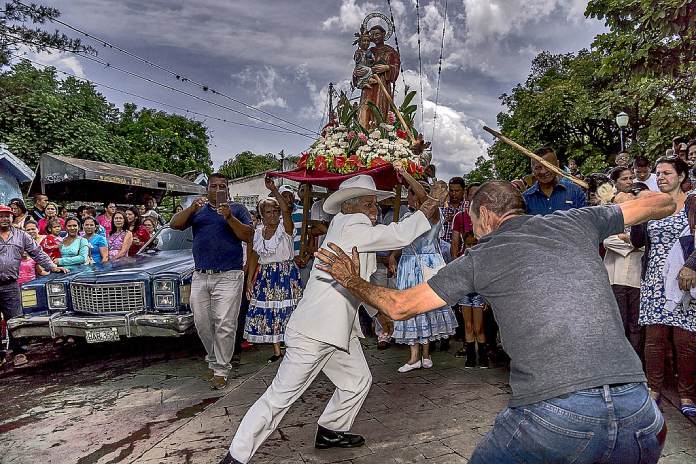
left=323, top=175, right=394, bottom=214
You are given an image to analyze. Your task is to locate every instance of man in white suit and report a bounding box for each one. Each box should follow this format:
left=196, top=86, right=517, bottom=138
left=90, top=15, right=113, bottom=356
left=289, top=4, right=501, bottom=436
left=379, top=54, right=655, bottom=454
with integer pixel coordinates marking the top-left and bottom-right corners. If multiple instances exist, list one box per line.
left=221, top=175, right=445, bottom=464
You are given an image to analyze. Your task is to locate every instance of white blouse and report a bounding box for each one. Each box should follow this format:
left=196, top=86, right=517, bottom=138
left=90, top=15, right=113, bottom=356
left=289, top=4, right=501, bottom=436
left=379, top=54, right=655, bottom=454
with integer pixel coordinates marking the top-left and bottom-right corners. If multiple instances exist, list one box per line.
left=252, top=224, right=295, bottom=264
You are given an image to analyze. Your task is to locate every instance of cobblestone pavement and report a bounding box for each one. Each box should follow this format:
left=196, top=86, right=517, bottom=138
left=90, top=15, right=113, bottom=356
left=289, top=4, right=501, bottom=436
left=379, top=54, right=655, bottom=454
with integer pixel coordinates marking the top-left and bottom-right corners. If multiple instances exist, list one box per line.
left=1, top=337, right=695, bottom=463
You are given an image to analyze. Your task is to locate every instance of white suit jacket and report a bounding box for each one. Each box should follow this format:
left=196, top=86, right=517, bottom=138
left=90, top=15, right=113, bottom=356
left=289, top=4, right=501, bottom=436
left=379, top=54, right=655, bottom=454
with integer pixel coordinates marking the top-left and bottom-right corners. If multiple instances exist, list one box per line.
left=286, top=210, right=432, bottom=351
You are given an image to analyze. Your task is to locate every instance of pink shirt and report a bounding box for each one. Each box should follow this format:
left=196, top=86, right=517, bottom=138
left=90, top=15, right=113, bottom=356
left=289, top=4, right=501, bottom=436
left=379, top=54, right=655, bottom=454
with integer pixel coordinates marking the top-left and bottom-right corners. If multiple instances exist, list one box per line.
left=97, top=214, right=113, bottom=236
left=18, top=257, right=37, bottom=284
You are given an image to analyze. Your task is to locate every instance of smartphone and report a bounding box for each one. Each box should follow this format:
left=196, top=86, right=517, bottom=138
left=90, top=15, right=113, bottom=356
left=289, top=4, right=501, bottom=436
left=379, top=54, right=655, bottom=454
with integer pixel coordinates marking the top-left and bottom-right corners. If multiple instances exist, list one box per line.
left=216, top=190, right=228, bottom=207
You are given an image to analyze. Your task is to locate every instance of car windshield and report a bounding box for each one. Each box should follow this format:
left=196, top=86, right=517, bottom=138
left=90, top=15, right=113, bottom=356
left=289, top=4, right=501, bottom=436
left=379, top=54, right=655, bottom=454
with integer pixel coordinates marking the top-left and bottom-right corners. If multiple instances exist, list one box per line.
left=140, top=227, right=193, bottom=252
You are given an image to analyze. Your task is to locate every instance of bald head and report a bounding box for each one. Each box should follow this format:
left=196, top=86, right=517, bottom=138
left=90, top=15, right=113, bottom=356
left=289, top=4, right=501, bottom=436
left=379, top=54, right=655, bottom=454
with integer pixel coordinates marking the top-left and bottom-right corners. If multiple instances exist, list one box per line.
left=469, top=181, right=526, bottom=238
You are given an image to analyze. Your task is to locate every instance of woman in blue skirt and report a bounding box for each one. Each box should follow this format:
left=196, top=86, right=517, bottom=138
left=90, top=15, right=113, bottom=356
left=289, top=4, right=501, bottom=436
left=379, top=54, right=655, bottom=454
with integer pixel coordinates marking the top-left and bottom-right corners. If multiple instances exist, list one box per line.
left=244, top=178, right=303, bottom=363
left=390, top=163, right=458, bottom=373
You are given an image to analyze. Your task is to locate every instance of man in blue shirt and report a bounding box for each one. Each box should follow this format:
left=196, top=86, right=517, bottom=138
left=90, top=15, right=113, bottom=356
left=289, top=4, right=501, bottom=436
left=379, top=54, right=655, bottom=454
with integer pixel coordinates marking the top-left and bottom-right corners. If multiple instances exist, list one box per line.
left=170, top=173, right=253, bottom=390
left=523, top=147, right=586, bottom=215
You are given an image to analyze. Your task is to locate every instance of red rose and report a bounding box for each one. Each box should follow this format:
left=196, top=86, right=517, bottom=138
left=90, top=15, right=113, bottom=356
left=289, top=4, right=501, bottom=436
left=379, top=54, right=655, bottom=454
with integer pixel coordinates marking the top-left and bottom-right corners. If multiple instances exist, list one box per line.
left=416, top=164, right=424, bottom=175
left=407, top=160, right=417, bottom=174
left=370, top=157, right=387, bottom=168
left=298, top=152, right=308, bottom=168
left=396, top=129, right=408, bottom=139
left=334, top=156, right=346, bottom=169
left=348, top=154, right=365, bottom=169
left=315, top=155, right=327, bottom=172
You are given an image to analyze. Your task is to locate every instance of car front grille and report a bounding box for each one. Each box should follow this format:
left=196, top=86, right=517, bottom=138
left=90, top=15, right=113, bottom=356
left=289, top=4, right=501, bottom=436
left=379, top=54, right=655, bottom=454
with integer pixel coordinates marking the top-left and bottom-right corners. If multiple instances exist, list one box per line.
left=70, top=282, right=146, bottom=313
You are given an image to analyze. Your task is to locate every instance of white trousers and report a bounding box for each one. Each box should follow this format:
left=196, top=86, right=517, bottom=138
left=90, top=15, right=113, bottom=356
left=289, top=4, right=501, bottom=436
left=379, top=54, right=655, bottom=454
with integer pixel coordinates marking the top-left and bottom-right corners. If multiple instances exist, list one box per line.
left=190, top=270, right=244, bottom=377
left=229, top=327, right=372, bottom=463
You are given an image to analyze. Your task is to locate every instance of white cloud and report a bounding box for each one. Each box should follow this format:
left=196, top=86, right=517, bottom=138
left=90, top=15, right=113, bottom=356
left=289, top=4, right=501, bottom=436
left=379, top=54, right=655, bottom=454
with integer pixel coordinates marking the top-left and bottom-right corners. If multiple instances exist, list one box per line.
left=322, top=0, right=379, bottom=31
left=18, top=48, right=87, bottom=78
left=232, top=65, right=287, bottom=109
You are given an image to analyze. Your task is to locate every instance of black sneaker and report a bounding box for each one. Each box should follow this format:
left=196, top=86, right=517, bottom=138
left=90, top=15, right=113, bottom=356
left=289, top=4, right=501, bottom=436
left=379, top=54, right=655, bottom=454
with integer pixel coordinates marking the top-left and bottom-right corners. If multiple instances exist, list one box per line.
left=464, top=342, right=477, bottom=368
left=478, top=344, right=489, bottom=369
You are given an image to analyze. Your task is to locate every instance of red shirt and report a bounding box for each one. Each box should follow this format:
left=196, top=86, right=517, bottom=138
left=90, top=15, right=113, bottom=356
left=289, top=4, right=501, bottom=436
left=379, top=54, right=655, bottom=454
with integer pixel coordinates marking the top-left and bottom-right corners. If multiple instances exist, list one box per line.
left=128, top=226, right=151, bottom=256
left=41, top=235, right=62, bottom=260
left=452, top=211, right=473, bottom=235
left=38, top=217, right=65, bottom=235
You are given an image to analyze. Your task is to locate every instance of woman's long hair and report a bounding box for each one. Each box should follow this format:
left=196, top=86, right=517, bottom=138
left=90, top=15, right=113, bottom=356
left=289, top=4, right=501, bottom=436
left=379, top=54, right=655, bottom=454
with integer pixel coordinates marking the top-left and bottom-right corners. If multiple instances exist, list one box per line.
left=110, top=210, right=130, bottom=234
left=126, top=206, right=143, bottom=231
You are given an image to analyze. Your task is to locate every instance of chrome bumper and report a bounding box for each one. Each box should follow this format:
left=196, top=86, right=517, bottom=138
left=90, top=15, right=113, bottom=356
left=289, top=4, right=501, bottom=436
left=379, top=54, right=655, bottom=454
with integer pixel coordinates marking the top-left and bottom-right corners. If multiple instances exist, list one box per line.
left=8, top=311, right=194, bottom=339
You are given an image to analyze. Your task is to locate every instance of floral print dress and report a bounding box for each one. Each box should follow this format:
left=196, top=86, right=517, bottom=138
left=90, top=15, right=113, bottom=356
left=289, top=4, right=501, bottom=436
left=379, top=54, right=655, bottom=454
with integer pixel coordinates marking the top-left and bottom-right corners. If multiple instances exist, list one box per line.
left=639, top=209, right=691, bottom=328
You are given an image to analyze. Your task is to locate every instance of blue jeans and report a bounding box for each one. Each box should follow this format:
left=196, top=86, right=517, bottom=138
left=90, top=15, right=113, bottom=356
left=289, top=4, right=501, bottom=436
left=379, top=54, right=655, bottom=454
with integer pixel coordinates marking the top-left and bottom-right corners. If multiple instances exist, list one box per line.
left=470, top=383, right=666, bottom=464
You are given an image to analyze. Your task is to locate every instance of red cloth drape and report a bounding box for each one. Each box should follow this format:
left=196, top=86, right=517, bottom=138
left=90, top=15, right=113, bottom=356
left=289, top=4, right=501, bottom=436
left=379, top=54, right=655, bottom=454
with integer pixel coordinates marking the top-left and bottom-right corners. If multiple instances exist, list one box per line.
left=267, top=165, right=399, bottom=191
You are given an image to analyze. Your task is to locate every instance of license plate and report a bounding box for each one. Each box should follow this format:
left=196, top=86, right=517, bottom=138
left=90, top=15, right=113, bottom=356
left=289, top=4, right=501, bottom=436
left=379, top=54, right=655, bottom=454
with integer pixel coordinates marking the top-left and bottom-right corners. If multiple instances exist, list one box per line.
left=85, top=328, right=120, bottom=343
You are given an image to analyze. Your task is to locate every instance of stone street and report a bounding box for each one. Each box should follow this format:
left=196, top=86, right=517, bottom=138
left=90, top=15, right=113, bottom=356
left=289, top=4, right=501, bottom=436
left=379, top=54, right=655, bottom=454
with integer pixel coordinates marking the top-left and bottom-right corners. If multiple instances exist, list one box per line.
left=0, top=337, right=694, bottom=463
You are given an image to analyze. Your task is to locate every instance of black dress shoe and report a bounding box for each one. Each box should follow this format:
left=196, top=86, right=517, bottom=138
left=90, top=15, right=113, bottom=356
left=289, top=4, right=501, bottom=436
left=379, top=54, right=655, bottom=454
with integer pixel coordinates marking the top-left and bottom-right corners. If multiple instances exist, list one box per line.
left=315, top=425, right=365, bottom=449
left=218, top=452, right=243, bottom=464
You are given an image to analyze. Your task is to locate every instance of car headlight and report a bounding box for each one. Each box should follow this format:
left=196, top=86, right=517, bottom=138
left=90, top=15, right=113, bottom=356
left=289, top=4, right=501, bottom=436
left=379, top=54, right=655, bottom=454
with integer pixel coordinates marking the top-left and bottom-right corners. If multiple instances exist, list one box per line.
left=49, top=295, right=66, bottom=309
left=154, top=280, right=174, bottom=293
left=155, top=294, right=175, bottom=308
left=21, top=289, right=37, bottom=308
left=47, top=283, right=65, bottom=295
left=46, top=283, right=66, bottom=310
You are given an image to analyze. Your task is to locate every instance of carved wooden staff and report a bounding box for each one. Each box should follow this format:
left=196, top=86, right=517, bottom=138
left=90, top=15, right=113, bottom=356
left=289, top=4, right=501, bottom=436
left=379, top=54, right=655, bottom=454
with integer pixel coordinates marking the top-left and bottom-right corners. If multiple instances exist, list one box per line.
left=483, top=126, right=588, bottom=189
left=374, top=74, right=417, bottom=145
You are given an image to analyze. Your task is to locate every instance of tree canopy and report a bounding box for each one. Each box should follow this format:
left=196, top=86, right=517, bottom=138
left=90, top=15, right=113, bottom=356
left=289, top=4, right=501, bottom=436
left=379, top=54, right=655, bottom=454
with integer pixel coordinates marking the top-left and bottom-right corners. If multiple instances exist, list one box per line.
left=0, top=1, right=93, bottom=65
left=0, top=60, right=212, bottom=176
left=468, top=0, right=696, bottom=182
left=218, top=151, right=280, bottom=179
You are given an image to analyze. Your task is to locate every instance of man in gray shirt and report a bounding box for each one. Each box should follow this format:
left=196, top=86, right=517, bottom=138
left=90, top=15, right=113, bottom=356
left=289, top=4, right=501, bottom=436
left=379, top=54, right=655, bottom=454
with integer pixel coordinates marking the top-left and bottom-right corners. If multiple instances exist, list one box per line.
left=315, top=181, right=672, bottom=464
left=0, top=205, right=67, bottom=365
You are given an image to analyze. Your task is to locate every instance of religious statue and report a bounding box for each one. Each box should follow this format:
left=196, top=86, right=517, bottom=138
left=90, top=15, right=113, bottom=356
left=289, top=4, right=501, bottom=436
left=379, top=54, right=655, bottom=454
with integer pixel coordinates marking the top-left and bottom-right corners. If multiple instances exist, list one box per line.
left=351, top=28, right=376, bottom=91
left=352, top=13, right=400, bottom=130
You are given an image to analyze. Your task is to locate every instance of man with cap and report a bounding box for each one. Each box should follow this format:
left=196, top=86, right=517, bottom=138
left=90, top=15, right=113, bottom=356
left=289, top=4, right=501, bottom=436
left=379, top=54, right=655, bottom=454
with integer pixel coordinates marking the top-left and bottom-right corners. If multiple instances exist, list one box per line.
left=0, top=204, right=68, bottom=366
left=220, top=175, right=447, bottom=464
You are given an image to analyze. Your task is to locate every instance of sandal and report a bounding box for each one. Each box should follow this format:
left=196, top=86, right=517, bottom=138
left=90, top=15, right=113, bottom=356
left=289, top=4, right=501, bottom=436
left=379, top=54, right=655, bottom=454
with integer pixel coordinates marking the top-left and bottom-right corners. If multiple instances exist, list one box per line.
left=268, top=354, right=283, bottom=363
left=13, top=354, right=28, bottom=367
left=680, top=401, right=696, bottom=417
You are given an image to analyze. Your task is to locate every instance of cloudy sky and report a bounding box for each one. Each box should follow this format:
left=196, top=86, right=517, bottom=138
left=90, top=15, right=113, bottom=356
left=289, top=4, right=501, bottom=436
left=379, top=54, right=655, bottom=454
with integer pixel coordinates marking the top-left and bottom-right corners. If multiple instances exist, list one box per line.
left=23, top=0, right=606, bottom=180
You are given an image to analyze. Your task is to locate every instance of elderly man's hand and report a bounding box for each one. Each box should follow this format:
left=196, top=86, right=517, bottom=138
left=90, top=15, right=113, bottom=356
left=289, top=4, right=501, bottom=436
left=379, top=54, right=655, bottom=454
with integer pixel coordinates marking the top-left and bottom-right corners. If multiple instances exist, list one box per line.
left=315, top=243, right=361, bottom=288
left=678, top=266, right=696, bottom=292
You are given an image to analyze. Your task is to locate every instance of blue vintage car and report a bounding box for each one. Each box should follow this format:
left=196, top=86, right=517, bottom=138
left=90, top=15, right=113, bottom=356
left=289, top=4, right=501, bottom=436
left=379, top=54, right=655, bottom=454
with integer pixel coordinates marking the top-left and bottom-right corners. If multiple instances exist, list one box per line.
left=8, top=226, right=196, bottom=344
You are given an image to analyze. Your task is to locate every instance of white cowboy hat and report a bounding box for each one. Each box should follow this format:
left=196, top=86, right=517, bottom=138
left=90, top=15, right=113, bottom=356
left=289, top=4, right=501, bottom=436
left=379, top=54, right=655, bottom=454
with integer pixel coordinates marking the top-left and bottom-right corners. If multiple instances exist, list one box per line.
left=323, top=174, right=394, bottom=214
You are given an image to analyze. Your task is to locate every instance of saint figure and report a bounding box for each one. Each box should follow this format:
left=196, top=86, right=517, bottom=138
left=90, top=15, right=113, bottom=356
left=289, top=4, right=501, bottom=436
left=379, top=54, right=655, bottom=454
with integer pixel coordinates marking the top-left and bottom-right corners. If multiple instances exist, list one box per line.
left=353, top=25, right=400, bottom=130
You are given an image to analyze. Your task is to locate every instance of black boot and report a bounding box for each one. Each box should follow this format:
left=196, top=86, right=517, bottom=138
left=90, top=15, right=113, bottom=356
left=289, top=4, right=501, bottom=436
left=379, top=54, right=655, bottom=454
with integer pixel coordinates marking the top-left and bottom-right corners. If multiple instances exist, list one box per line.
left=315, top=424, right=366, bottom=449
left=218, top=452, right=243, bottom=464
left=464, top=342, right=477, bottom=368
left=478, top=343, right=489, bottom=369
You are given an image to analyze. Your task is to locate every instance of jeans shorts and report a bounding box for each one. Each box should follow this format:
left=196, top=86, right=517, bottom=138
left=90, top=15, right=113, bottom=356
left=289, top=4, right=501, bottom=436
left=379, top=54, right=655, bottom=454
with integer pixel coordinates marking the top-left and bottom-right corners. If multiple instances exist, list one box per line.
left=458, top=293, right=485, bottom=308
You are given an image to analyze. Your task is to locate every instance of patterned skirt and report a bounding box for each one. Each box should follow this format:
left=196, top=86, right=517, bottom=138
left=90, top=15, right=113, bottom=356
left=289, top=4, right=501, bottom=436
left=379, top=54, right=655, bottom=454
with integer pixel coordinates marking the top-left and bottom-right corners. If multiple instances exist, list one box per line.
left=244, top=260, right=303, bottom=343
left=391, top=253, right=458, bottom=345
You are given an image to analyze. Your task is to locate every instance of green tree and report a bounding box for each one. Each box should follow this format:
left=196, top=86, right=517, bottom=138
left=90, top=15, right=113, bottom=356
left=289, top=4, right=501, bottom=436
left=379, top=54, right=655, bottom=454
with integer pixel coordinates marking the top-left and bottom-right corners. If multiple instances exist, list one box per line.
left=219, top=151, right=280, bottom=179
left=0, top=60, right=126, bottom=167
left=0, top=1, right=93, bottom=65
left=586, top=0, right=695, bottom=78
left=114, top=103, right=212, bottom=176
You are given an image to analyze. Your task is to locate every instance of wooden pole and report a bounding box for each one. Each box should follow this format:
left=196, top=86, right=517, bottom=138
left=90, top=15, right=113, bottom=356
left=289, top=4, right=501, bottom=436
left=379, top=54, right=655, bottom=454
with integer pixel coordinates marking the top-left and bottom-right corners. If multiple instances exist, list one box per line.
left=374, top=75, right=417, bottom=145
left=300, top=184, right=312, bottom=260
left=393, top=184, right=402, bottom=223
left=482, top=126, right=588, bottom=190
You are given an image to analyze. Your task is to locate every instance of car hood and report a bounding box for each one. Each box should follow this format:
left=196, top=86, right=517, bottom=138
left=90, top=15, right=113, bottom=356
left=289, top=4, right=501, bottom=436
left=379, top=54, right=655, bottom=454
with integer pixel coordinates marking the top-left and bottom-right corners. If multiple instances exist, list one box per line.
left=30, top=250, right=193, bottom=286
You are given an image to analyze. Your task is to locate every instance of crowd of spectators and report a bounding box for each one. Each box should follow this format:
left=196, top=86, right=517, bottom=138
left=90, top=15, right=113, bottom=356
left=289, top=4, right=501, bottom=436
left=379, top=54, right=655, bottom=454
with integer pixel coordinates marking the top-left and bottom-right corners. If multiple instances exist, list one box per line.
left=2, top=138, right=695, bottom=419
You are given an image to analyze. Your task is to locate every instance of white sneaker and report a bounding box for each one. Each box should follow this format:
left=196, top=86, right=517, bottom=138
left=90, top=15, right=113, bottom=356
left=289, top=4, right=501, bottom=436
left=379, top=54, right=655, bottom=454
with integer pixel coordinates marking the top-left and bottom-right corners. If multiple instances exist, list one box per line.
left=422, top=357, right=433, bottom=369
left=398, top=360, right=422, bottom=373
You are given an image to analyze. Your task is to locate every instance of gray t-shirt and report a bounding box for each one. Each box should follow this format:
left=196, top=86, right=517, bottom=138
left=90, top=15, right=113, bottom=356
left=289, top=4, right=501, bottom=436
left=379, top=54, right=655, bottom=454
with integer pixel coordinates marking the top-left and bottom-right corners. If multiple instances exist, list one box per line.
left=428, top=205, right=646, bottom=407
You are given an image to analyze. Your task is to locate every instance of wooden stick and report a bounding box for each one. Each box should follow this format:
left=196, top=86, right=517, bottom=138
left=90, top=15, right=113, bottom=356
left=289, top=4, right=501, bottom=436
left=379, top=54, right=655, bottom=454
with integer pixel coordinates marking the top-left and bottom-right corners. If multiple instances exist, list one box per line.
left=374, top=75, right=417, bottom=145
left=483, top=126, right=588, bottom=190
left=300, top=183, right=312, bottom=260
left=393, top=184, right=402, bottom=223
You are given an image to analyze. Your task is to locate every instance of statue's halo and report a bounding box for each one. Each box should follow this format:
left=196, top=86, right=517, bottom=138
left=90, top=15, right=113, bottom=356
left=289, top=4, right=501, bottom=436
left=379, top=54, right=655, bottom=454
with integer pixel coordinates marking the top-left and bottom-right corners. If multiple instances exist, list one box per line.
left=362, top=12, right=394, bottom=40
